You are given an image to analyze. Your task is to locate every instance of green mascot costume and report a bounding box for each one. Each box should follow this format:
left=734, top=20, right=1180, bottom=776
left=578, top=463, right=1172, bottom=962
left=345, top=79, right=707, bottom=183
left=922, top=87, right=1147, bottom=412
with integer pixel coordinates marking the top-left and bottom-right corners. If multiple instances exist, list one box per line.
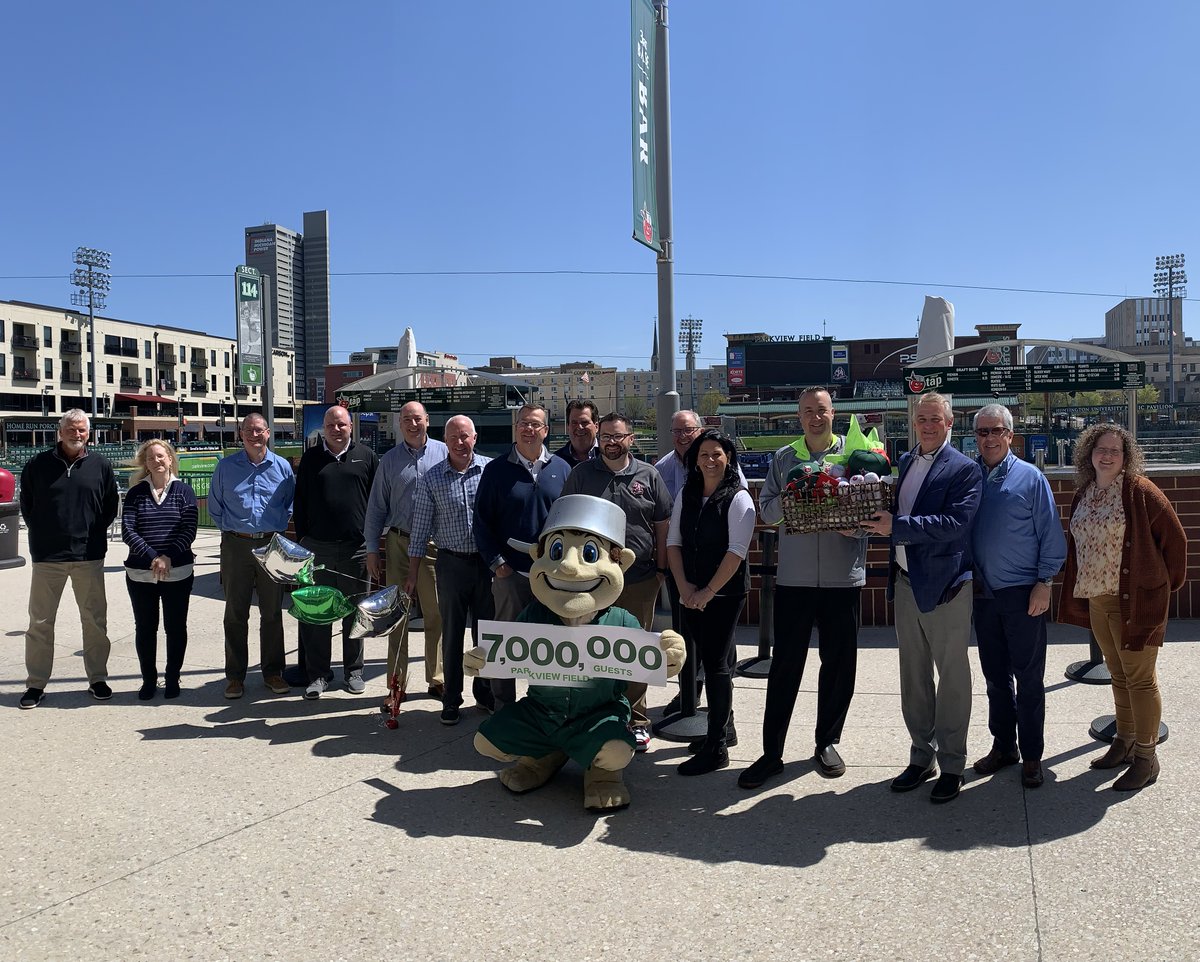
left=465, top=495, right=686, bottom=811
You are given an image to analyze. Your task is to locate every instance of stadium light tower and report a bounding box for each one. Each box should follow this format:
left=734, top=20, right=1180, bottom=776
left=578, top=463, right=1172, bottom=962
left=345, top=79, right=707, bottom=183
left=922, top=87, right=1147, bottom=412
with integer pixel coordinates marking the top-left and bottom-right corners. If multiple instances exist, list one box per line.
left=1153, top=254, right=1187, bottom=408
left=70, top=247, right=112, bottom=418
left=678, top=315, right=703, bottom=410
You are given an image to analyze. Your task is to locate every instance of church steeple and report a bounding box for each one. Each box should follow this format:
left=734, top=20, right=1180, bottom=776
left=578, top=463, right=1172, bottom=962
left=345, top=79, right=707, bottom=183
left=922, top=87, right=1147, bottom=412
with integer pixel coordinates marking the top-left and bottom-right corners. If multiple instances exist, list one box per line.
left=651, top=322, right=659, bottom=373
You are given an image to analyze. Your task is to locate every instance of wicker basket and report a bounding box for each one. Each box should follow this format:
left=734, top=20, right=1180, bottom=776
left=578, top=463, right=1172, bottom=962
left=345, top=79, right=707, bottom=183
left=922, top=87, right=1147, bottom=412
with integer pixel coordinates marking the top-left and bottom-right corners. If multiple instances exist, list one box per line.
left=779, top=480, right=889, bottom=534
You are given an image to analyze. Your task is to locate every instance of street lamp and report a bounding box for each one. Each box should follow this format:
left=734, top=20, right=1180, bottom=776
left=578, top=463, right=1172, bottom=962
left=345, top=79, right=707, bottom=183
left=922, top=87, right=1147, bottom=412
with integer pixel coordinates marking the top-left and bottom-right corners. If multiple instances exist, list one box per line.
left=1153, top=253, right=1187, bottom=408
left=178, top=393, right=187, bottom=445
left=70, top=247, right=111, bottom=419
left=41, top=385, right=51, bottom=418
left=678, top=315, right=703, bottom=411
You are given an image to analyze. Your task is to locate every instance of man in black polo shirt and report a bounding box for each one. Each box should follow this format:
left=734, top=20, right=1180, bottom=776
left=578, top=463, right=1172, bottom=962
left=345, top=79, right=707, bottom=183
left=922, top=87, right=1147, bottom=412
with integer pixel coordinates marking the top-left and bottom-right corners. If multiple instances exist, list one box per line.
left=293, top=406, right=379, bottom=698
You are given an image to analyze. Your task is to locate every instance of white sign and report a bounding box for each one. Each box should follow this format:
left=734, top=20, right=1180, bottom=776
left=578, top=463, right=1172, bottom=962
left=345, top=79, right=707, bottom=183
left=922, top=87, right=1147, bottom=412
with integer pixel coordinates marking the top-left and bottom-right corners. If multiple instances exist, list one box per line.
left=476, top=620, right=667, bottom=687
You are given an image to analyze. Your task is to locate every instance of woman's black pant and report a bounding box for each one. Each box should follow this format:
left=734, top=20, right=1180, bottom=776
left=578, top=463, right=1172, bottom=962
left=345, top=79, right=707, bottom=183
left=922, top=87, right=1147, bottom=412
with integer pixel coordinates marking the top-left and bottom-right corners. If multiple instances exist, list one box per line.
left=681, top=591, right=746, bottom=748
left=126, top=574, right=194, bottom=684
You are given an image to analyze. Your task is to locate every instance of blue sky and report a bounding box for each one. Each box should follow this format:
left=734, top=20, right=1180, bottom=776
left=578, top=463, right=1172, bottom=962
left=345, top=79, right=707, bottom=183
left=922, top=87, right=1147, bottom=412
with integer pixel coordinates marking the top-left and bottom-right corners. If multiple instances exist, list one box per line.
left=3, top=1, right=1197, bottom=371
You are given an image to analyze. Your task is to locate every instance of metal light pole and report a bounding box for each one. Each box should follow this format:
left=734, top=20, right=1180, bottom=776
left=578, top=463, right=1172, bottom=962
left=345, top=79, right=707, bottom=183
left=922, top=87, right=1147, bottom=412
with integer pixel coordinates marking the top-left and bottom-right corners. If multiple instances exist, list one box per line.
left=41, top=385, right=51, bottom=418
left=178, top=393, right=187, bottom=445
left=1154, top=254, right=1187, bottom=412
left=678, top=315, right=702, bottom=411
left=70, top=247, right=111, bottom=418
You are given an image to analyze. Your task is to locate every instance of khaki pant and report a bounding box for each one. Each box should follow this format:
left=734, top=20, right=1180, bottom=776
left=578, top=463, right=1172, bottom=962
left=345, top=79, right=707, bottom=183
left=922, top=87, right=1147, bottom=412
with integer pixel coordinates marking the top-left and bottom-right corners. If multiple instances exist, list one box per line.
left=615, top=573, right=664, bottom=727
left=385, top=529, right=443, bottom=692
left=220, top=532, right=286, bottom=681
left=26, top=561, right=111, bottom=689
left=1089, top=594, right=1162, bottom=745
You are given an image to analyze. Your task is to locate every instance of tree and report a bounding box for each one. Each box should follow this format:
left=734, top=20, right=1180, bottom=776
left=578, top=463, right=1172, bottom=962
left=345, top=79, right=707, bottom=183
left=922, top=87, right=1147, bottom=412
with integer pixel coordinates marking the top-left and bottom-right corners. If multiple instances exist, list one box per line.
left=699, top=391, right=724, bottom=417
left=622, top=395, right=647, bottom=422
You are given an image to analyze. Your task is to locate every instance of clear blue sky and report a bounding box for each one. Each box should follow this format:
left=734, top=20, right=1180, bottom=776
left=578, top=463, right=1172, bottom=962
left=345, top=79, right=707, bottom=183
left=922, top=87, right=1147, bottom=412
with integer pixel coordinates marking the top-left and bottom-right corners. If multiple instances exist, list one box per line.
left=3, top=2, right=1197, bottom=371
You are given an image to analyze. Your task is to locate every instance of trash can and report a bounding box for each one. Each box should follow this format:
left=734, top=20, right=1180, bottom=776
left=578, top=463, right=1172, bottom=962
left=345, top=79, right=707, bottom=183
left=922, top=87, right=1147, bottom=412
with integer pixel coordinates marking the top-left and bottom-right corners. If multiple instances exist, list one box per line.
left=0, top=500, right=25, bottom=570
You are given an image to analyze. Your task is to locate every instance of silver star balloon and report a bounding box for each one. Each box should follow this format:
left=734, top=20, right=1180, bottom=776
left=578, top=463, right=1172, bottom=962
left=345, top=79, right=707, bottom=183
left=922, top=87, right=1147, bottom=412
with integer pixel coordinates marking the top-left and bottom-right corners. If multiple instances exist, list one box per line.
left=349, top=585, right=410, bottom=639
left=252, top=533, right=318, bottom=585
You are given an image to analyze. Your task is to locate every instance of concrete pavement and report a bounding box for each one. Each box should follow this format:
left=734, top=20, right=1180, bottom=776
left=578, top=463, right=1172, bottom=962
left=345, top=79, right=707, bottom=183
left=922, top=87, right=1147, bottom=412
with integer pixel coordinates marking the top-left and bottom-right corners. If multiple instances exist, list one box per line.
left=1, top=529, right=1198, bottom=961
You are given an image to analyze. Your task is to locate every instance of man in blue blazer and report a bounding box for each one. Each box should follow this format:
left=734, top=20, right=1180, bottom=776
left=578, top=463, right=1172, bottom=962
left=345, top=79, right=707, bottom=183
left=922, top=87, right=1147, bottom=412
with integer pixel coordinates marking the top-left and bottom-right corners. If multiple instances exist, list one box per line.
left=861, top=392, right=982, bottom=804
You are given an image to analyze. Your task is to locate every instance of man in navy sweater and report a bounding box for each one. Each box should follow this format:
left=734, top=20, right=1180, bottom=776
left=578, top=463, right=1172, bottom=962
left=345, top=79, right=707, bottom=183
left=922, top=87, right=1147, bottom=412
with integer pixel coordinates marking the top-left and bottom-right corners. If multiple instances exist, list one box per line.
left=19, top=410, right=119, bottom=709
left=473, top=403, right=571, bottom=707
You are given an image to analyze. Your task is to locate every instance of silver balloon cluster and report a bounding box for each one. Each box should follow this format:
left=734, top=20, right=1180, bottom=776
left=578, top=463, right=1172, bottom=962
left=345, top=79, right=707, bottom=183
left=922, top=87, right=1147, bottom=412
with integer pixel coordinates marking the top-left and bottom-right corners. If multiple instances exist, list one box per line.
left=251, top=533, right=410, bottom=637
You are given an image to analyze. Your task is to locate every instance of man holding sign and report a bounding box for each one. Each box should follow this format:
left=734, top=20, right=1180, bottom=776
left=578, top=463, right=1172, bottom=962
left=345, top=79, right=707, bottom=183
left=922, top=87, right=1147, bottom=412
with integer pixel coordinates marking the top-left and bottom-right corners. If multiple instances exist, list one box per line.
left=465, top=495, right=685, bottom=812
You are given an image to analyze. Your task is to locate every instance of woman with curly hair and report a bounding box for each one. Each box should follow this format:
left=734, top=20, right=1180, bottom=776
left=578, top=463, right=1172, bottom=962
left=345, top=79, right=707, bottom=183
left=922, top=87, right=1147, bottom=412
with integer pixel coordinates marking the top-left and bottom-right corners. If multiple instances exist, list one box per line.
left=1058, top=423, right=1186, bottom=790
left=122, top=439, right=198, bottom=699
left=667, top=430, right=756, bottom=776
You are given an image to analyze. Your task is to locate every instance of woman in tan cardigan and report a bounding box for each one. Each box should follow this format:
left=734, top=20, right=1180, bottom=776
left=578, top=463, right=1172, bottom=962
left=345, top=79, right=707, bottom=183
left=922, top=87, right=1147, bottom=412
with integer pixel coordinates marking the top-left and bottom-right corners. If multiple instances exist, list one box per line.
left=1059, top=424, right=1186, bottom=790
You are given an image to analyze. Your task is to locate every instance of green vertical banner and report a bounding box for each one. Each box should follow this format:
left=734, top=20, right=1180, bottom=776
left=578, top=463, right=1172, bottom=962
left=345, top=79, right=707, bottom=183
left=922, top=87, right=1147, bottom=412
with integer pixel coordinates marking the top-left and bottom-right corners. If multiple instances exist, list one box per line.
left=631, top=0, right=659, bottom=252
left=234, top=265, right=264, bottom=387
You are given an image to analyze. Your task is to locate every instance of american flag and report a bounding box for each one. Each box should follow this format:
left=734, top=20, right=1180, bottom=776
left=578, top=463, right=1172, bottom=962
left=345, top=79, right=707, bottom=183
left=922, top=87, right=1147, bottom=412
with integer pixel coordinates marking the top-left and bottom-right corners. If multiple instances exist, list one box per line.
left=579, top=371, right=591, bottom=384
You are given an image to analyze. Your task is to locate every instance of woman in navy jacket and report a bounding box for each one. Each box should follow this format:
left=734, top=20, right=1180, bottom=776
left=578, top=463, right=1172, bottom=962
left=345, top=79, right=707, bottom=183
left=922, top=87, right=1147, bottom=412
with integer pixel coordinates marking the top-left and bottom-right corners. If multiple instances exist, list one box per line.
left=122, top=439, right=198, bottom=699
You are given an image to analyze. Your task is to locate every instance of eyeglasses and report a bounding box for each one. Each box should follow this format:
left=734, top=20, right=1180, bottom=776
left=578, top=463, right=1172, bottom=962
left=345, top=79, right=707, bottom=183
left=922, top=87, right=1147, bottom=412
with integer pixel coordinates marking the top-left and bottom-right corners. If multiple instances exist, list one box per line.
left=599, top=432, right=632, bottom=443
left=1093, top=446, right=1124, bottom=458
left=517, top=420, right=547, bottom=430
left=974, top=427, right=1009, bottom=437
left=671, top=427, right=700, bottom=436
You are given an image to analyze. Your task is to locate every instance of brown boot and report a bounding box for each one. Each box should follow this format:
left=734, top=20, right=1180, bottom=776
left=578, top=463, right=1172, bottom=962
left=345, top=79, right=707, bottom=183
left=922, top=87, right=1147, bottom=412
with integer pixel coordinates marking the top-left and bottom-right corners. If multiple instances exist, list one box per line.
left=1113, top=751, right=1159, bottom=792
left=1090, top=736, right=1134, bottom=770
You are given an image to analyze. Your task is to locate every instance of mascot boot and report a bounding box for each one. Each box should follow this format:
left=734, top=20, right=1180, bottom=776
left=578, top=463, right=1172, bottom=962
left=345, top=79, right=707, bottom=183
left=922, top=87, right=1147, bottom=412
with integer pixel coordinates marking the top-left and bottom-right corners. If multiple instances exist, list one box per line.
left=583, top=738, right=635, bottom=811
left=473, top=731, right=568, bottom=793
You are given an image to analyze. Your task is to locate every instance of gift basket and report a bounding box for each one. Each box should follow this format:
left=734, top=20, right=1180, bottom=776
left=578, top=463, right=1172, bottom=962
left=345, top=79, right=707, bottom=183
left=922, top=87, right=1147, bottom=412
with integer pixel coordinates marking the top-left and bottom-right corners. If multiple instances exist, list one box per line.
left=778, top=416, right=895, bottom=535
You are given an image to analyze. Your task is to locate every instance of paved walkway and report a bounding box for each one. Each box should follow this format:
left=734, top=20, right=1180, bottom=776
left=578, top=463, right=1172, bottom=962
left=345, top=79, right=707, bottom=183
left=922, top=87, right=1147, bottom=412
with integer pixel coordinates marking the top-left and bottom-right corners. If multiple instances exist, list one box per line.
left=1, top=530, right=1197, bottom=961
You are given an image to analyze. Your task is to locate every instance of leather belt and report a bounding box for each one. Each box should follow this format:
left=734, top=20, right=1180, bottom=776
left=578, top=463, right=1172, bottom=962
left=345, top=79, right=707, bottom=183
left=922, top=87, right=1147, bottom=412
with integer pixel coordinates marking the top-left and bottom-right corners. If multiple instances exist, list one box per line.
left=440, top=548, right=480, bottom=560
left=230, top=531, right=275, bottom=541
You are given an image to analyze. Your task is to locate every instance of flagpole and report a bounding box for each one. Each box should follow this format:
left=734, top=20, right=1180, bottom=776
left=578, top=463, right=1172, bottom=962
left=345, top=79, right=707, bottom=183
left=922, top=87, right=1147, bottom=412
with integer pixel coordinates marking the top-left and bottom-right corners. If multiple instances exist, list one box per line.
left=652, top=0, right=678, bottom=459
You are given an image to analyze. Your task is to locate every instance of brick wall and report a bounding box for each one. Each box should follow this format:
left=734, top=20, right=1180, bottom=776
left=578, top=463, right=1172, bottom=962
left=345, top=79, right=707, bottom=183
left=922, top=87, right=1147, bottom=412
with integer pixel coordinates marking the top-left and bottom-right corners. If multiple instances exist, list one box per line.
left=741, top=466, right=1200, bottom=627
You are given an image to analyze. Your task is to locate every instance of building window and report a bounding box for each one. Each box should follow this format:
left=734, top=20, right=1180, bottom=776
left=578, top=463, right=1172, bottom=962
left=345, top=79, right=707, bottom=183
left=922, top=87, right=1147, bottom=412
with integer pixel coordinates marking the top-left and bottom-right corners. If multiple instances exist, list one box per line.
left=106, top=363, right=114, bottom=384
left=178, top=345, right=185, bottom=363
left=181, top=371, right=188, bottom=389
left=211, top=349, right=217, bottom=366
left=211, top=375, right=217, bottom=391
left=144, top=340, right=152, bottom=359
left=0, top=319, right=5, bottom=342
left=45, top=358, right=53, bottom=377
left=225, top=375, right=231, bottom=392
left=43, top=326, right=53, bottom=347
left=224, top=351, right=230, bottom=367
left=1153, top=363, right=1160, bottom=373
left=287, top=359, right=293, bottom=375
left=145, top=367, right=152, bottom=385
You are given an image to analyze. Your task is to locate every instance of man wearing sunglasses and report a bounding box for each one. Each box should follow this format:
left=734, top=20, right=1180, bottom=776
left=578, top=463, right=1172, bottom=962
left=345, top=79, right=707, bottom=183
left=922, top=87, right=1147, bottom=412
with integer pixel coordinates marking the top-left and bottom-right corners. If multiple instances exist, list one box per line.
left=968, top=404, right=1065, bottom=789
left=562, top=411, right=672, bottom=749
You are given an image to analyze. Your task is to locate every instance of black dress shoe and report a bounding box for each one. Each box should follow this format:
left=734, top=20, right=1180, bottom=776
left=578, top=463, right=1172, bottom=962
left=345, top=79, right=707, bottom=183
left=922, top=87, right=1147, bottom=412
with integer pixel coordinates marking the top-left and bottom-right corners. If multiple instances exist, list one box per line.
left=678, top=744, right=729, bottom=776
left=814, top=744, right=846, bottom=778
left=930, top=772, right=964, bottom=804
left=1021, top=760, right=1044, bottom=788
left=973, top=747, right=1020, bottom=775
left=738, top=755, right=784, bottom=789
left=890, top=764, right=937, bottom=793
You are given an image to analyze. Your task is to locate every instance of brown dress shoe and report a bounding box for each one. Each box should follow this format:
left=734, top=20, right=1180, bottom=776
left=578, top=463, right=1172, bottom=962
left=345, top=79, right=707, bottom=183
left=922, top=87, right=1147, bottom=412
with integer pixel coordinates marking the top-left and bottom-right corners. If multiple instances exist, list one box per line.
left=1090, top=737, right=1134, bottom=770
left=1112, top=752, right=1159, bottom=791
left=973, top=747, right=1020, bottom=775
left=264, top=675, right=290, bottom=694
left=224, top=679, right=244, bottom=699
left=428, top=682, right=446, bottom=699
left=1021, top=760, right=1044, bottom=788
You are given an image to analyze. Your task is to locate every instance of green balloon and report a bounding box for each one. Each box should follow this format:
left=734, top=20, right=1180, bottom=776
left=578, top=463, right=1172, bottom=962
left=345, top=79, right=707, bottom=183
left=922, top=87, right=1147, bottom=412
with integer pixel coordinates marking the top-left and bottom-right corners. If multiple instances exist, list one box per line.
left=288, top=585, right=355, bottom=625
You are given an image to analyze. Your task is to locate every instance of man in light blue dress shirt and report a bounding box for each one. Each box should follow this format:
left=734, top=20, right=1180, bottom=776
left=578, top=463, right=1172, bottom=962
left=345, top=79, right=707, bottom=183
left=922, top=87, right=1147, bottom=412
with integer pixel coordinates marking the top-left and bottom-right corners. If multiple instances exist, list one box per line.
left=209, top=412, right=296, bottom=699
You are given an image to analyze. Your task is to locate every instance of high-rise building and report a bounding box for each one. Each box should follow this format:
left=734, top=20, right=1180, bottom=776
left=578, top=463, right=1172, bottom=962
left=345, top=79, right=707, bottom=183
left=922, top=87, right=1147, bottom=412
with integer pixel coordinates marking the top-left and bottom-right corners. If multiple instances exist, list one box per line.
left=243, top=210, right=330, bottom=400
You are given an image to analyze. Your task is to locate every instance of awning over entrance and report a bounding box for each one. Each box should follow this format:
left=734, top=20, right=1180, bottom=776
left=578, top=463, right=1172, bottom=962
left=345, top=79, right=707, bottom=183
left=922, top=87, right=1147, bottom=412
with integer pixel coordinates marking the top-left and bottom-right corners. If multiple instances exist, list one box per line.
left=115, top=393, right=174, bottom=404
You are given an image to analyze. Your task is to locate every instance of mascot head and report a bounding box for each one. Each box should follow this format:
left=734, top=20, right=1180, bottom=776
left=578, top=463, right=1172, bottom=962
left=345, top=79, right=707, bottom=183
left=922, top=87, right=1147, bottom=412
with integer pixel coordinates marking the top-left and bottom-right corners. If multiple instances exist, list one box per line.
left=509, top=495, right=635, bottom=621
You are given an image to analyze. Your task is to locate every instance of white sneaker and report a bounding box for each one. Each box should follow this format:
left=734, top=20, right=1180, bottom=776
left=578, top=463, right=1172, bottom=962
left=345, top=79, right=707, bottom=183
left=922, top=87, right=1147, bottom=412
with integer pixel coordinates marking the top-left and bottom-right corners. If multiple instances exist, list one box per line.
left=631, top=725, right=651, bottom=753
left=304, top=678, right=328, bottom=700
left=346, top=670, right=366, bottom=694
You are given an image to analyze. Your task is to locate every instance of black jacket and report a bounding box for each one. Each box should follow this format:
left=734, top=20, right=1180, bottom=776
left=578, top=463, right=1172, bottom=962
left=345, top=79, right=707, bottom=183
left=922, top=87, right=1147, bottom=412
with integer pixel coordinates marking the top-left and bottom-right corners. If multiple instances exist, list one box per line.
left=20, top=446, right=119, bottom=562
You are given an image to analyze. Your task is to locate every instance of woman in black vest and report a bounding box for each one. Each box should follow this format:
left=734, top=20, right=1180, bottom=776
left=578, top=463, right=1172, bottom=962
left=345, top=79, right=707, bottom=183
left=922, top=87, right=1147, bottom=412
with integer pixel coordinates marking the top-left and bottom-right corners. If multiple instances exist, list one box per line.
left=667, top=430, right=756, bottom=775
